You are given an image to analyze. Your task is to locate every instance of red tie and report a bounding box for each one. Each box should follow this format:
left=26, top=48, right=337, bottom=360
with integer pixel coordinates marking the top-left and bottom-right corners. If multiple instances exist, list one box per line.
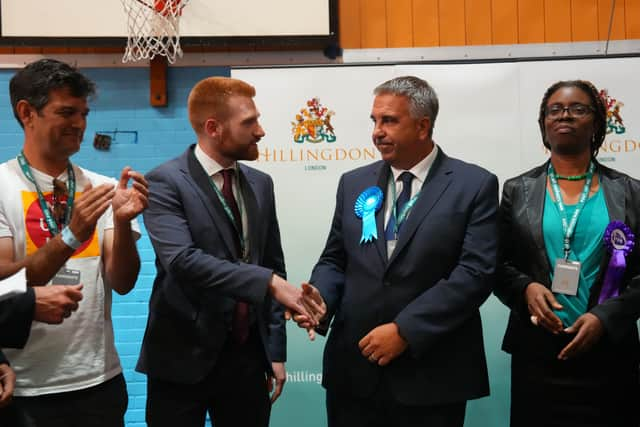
left=220, top=169, right=249, bottom=344
left=220, top=169, right=243, bottom=240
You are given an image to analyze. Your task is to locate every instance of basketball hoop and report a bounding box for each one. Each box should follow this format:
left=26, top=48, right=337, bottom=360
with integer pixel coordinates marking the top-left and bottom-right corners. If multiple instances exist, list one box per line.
left=121, top=0, right=189, bottom=64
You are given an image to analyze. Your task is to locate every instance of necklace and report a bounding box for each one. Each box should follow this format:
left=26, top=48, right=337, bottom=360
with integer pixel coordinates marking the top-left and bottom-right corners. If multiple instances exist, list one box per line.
left=555, top=173, right=588, bottom=181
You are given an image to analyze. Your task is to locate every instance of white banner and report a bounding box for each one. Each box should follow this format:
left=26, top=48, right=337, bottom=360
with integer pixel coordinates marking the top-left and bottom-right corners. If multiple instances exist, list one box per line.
left=232, top=57, right=640, bottom=427
left=516, top=57, right=640, bottom=175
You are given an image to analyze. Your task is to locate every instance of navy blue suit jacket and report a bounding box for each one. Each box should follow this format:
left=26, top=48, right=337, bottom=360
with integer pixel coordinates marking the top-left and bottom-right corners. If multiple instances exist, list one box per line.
left=0, top=288, right=35, bottom=365
left=136, top=146, right=287, bottom=384
left=310, top=149, right=498, bottom=405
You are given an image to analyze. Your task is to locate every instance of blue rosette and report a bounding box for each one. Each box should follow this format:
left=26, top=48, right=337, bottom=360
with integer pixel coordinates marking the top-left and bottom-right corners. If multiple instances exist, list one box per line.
left=599, top=221, right=635, bottom=303
left=354, top=186, right=383, bottom=244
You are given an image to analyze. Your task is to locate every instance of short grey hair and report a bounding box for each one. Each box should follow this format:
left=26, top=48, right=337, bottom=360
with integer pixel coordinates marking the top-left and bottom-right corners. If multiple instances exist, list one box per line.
left=374, top=76, right=439, bottom=137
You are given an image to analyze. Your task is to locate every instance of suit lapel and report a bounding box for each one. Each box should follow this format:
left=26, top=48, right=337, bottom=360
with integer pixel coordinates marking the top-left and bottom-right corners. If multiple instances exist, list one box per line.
left=238, top=164, right=261, bottom=264
left=524, top=172, right=547, bottom=252
left=524, top=163, right=552, bottom=276
left=387, top=150, right=452, bottom=267
left=600, top=167, right=625, bottom=222
left=373, top=164, right=390, bottom=264
left=186, top=148, right=238, bottom=258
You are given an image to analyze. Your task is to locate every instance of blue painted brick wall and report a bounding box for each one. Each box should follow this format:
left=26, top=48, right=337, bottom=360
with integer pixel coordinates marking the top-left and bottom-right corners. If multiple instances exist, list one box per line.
left=0, top=64, right=230, bottom=426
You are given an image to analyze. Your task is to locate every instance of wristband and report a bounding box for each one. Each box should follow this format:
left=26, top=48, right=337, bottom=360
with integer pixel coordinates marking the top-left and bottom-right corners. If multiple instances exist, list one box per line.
left=61, top=226, right=82, bottom=250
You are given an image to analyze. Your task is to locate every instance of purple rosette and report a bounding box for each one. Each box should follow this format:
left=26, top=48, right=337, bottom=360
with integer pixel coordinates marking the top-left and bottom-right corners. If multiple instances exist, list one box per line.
left=599, top=221, right=635, bottom=304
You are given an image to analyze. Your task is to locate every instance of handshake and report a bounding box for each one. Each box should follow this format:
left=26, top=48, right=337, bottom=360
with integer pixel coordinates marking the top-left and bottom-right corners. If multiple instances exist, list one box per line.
left=269, top=275, right=327, bottom=340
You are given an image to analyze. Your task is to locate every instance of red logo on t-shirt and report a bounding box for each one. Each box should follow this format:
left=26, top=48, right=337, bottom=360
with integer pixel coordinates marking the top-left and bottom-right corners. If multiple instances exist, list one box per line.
left=22, top=191, right=98, bottom=257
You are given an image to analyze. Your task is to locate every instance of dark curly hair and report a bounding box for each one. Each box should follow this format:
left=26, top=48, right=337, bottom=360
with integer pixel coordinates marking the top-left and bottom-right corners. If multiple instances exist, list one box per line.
left=9, top=59, right=96, bottom=128
left=537, top=80, right=607, bottom=158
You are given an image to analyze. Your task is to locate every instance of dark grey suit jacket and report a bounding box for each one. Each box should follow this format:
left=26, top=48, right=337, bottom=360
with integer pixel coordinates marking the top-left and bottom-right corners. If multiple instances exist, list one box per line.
left=495, top=161, right=640, bottom=364
left=136, top=146, right=287, bottom=384
left=311, top=149, right=499, bottom=406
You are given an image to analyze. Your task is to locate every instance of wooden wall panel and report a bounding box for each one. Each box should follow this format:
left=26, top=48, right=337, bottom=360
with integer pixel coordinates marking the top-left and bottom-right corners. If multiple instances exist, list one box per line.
left=333, top=0, right=638, bottom=49
left=413, top=0, right=440, bottom=46
left=571, top=0, right=599, bottom=41
left=13, top=47, right=42, bottom=54
left=518, top=0, right=545, bottom=43
left=598, top=0, right=626, bottom=39
left=360, top=0, right=387, bottom=48
left=339, top=0, right=361, bottom=49
left=466, top=0, right=493, bottom=45
left=41, top=47, right=70, bottom=54
left=544, top=0, right=572, bottom=42
left=492, top=0, right=519, bottom=44
left=386, top=0, right=413, bottom=47
left=66, top=47, right=93, bottom=54
left=624, top=0, right=640, bottom=38
left=439, top=0, right=466, bottom=46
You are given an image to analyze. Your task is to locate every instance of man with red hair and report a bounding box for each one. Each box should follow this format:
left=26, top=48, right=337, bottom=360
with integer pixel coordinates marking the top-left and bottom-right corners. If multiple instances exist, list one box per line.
left=138, top=76, right=320, bottom=427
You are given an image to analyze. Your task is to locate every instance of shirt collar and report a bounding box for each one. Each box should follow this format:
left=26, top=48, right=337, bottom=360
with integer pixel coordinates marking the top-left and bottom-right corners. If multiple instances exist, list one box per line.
left=389, top=143, right=438, bottom=184
left=194, top=144, right=236, bottom=176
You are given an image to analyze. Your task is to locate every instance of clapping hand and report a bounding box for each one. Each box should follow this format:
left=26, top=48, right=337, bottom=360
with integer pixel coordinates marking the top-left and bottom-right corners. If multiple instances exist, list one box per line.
left=69, top=183, right=115, bottom=242
left=111, top=167, right=149, bottom=224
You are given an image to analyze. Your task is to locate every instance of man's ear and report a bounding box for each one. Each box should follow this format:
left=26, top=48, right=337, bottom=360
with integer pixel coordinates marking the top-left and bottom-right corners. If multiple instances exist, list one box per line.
left=204, top=117, right=223, bottom=139
left=417, top=116, right=431, bottom=141
left=16, top=100, right=35, bottom=128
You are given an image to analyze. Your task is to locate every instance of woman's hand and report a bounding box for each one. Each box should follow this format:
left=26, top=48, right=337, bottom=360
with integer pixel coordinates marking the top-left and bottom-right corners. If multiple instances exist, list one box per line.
left=525, top=282, right=564, bottom=334
left=558, top=313, right=604, bottom=360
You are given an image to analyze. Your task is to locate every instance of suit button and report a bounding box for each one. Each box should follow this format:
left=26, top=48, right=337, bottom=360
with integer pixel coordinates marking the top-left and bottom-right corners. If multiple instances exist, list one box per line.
left=383, top=281, right=391, bottom=287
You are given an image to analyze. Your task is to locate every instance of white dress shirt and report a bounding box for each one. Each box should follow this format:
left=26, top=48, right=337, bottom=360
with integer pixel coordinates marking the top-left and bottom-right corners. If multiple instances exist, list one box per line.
left=384, top=144, right=439, bottom=256
left=194, top=144, right=250, bottom=256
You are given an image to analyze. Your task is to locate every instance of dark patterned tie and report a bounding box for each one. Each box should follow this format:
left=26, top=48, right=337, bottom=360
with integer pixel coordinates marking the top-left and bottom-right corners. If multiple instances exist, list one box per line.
left=220, top=169, right=249, bottom=344
left=385, top=171, right=414, bottom=241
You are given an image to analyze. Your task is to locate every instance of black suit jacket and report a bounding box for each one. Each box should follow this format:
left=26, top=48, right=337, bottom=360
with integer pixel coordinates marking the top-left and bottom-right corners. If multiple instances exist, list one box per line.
left=136, top=146, right=287, bottom=384
left=0, top=288, right=35, bottom=364
left=310, top=149, right=499, bottom=406
left=495, top=161, right=640, bottom=364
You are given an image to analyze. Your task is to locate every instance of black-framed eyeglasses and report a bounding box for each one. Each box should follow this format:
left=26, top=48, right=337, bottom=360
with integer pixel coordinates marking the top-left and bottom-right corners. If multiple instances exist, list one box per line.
left=545, top=103, right=594, bottom=119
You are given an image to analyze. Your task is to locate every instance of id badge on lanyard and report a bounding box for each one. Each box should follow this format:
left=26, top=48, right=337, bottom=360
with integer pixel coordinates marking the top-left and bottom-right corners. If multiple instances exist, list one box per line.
left=52, top=268, right=81, bottom=285
left=547, top=162, right=594, bottom=296
left=551, top=259, right=580, bottom=295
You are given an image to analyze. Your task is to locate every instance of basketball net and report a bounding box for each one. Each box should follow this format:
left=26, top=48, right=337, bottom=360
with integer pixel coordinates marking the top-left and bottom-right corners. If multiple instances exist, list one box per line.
left=121, top=0, right=189, bottom=64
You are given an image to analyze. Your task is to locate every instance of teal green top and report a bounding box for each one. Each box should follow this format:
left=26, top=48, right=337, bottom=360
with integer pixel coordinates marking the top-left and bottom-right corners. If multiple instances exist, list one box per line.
left=543, top=187, right=608, bottom=326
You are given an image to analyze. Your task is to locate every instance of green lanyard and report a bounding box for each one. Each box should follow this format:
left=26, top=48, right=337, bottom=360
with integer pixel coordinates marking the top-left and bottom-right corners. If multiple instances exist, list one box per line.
left=389, top=177, right=420, bottom=236
left=207, top=173, right=246, bottom=259
left=17, top=151, right=75, bottom=236
left=548, top=162, right=595, bottom=260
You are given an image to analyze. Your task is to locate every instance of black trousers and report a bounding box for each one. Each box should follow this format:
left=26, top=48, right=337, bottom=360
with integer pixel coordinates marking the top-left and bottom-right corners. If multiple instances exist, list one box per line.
left=146, top=330, right=270, bottom=427
left=0, top=373, right=128, bottom=427
left=326, top=379, right=466, bottom=427
left=511, top=355, right=640, bottom=427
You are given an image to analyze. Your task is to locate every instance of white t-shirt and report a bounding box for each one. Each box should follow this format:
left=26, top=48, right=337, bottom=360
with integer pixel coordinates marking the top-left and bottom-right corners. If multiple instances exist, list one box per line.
left=0, top=158, right=140, bottom=396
